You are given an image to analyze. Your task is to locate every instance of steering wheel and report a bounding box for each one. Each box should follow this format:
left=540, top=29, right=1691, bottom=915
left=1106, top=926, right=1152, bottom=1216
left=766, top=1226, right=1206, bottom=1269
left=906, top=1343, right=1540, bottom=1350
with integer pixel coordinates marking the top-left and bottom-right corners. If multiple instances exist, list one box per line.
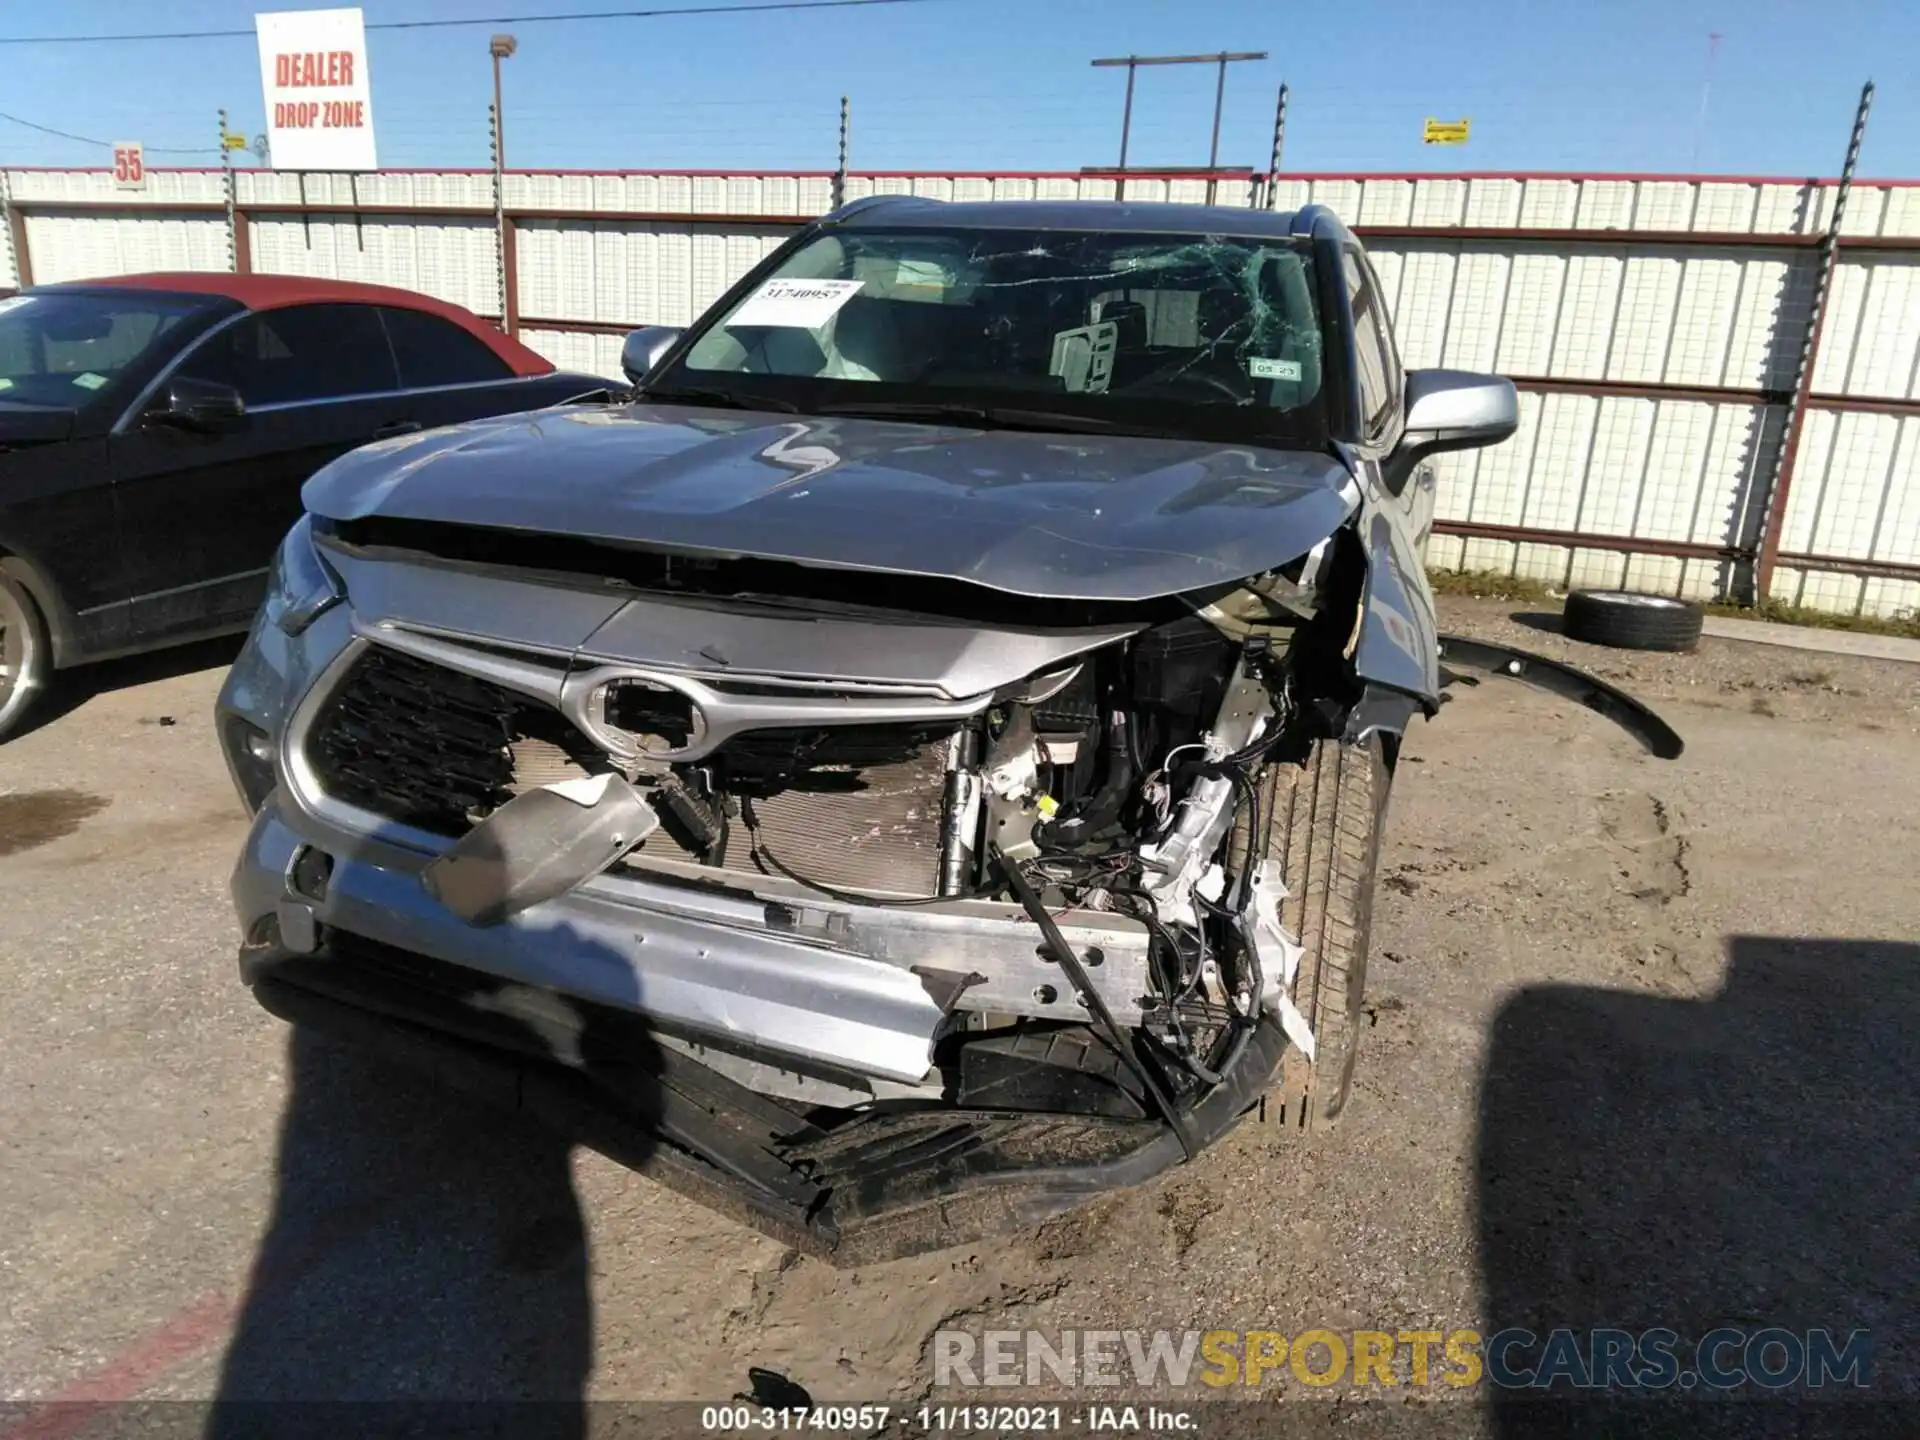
left=1119, top=364, right=1250, bottom=404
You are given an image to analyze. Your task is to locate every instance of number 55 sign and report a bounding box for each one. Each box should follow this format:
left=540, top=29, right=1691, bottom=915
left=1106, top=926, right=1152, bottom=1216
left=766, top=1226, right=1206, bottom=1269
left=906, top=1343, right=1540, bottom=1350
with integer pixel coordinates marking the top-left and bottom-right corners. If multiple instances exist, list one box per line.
left=112, top=142, right=147, bottom=190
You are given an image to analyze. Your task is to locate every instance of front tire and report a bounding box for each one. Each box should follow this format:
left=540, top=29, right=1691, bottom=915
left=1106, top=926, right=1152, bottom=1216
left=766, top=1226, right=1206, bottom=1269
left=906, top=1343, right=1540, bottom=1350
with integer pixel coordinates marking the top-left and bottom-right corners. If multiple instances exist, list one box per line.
left=0, top=571, right=51, bottom=743
left=1245, top=734, right=1390, bottom=1133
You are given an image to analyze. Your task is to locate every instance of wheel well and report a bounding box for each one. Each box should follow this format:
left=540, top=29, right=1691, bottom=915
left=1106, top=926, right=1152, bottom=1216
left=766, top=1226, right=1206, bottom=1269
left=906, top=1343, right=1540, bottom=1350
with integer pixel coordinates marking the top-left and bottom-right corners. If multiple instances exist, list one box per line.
left=0, top=548, right=75, bottom=669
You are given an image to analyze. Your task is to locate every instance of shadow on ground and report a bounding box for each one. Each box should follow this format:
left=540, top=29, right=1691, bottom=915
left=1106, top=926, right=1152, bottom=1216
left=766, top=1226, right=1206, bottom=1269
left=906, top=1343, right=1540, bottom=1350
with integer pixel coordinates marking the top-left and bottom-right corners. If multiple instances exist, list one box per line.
left=9, top=634, right=244, bottom=740
left=1506, top=611, right=1564, bottom=638
left=206, top=1026, right=602, bottom=1438
left=1478, top=937, right=1918, bottom=1434
left=206, top=911, right=685, bottom=1438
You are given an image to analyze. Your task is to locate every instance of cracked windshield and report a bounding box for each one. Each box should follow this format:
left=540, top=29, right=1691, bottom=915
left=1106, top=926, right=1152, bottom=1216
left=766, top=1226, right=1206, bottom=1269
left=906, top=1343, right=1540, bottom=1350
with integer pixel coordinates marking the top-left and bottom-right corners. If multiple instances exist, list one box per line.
left=661, top=226, right=1328, bottom=439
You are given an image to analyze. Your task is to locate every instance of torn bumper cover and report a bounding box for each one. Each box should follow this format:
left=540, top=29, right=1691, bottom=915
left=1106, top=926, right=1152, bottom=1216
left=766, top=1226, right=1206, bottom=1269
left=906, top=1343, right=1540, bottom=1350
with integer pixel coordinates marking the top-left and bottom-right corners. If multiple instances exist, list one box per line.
left=1436, top=635, right=1686, bottom=759
left=235, top=802, right=1288, bottom=1259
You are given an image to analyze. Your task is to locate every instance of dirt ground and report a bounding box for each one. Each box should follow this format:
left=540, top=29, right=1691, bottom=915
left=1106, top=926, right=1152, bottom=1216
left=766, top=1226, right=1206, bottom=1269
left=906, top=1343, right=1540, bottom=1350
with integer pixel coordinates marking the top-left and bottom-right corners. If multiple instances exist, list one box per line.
left=0, top=599, right=1915, bottom=1434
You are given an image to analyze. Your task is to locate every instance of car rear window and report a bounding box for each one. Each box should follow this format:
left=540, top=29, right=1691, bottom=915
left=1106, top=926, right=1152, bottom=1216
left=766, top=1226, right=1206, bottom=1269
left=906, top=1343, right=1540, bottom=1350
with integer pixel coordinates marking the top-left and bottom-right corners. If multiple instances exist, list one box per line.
left=380, top=306, right=513, bottom=388
left=177, top=303, right=398, bottom=406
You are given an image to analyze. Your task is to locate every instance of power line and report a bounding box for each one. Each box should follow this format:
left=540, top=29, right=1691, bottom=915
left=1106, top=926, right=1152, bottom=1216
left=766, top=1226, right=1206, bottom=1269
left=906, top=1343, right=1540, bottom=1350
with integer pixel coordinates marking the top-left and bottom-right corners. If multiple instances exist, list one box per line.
left=0, top=0, right=949, bottom=47
left=0, top=108, right=207, bottom=152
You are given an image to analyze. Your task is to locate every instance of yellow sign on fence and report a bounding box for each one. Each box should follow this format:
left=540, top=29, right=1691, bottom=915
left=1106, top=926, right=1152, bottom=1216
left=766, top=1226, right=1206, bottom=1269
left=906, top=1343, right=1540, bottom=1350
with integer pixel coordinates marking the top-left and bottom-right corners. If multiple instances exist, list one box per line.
left=1423, top=118, right=1471, bottom=145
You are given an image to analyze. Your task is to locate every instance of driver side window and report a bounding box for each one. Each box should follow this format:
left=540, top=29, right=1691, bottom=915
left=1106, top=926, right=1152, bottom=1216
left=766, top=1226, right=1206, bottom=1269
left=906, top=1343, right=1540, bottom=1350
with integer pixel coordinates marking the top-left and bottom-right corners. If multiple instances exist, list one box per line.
left=1343, top=251, right=1402, bottom=442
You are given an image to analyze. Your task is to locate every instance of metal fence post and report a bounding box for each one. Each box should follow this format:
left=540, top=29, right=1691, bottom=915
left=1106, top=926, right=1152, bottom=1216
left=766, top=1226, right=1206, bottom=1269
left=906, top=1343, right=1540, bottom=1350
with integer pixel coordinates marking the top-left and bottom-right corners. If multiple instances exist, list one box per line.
left=220, top=109, right=238, bottom=272
left=490, top=102, right=512, bottom=335
left=1264, top=82, right=1289, bottom=210
left=833, top=96, right=850, bottom=211
left=0, top=168, right=25, bottom=290
left=1749, top=79, right=1874, bottom=605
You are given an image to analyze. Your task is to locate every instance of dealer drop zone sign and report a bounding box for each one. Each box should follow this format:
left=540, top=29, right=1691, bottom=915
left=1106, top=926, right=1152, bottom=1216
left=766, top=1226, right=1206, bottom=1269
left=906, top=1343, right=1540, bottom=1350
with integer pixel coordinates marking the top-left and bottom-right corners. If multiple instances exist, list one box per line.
left=256, top=7, right=378, bottom=170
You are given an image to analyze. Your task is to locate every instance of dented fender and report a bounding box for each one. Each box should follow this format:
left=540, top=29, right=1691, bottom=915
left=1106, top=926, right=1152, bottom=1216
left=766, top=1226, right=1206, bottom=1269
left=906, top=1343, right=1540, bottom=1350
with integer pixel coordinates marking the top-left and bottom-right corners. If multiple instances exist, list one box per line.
left=1325, top=481, right=1443, bottom=747
left=1352, top=509, right=1442, bottom=710
left=1435, top=635, right=1685, bottom=759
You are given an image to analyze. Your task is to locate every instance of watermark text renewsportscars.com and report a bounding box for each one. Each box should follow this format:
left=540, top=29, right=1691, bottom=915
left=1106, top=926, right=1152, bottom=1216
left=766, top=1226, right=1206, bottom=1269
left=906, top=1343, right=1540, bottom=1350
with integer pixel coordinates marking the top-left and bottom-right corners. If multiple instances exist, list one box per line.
left=932, top=1327, right=1873, bottom=1392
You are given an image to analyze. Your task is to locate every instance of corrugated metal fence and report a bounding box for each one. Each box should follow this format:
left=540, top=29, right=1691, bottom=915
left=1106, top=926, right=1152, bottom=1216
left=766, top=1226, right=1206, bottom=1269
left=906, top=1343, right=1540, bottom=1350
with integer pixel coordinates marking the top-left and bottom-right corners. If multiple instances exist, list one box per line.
left=3, top=165, right=1915, bottom=617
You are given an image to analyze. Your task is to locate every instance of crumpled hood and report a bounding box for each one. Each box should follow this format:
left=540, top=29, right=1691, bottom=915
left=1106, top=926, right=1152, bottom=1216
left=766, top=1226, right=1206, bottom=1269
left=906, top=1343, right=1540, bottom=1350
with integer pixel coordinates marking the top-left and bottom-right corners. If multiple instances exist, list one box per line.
left=303, top=402, right=1360, bottom=601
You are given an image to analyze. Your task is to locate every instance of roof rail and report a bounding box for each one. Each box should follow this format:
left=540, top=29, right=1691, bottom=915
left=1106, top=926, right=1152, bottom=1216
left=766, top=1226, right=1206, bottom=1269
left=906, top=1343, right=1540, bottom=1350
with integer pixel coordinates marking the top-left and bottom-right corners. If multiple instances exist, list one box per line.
left=1288, top=202, right=1339, bottom=238
left=819, top=192, right=941, bottom=225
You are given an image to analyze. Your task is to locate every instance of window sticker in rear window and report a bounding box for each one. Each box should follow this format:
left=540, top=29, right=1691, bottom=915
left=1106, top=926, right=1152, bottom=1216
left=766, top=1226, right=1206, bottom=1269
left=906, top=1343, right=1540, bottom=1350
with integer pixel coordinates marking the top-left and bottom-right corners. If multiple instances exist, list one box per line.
left=727, top=279, right=864, bottom=330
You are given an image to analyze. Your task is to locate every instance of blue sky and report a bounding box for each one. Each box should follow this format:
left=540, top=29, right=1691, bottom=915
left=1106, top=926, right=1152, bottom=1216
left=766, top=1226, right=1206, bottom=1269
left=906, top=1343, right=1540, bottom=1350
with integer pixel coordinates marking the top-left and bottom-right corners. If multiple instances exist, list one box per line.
left=0, top=0, right=1909, bottom=177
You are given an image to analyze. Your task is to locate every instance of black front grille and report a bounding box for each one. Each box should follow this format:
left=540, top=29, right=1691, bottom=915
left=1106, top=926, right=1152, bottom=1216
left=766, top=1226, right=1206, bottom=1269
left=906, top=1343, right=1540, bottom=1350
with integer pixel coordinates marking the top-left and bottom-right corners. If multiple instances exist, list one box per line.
left=308, top=647, right=542, bottom=833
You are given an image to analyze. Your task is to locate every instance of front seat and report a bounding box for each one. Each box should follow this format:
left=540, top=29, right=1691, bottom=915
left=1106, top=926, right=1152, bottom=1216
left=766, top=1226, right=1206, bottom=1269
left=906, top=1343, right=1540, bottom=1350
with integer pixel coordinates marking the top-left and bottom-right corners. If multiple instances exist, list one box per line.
left=821, top=297, right=906, bottom=381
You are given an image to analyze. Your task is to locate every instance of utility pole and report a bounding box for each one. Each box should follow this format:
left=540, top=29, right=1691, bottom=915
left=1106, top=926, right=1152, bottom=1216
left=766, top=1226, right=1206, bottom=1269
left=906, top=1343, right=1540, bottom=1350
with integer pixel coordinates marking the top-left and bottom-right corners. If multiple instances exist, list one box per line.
left=1091, top=51, right=1266, bottom=203
left=1690, top=31, right=1722, bottom=169
left=490, top=34, right=517, bottom=169
left=1112, top=62, right=1137, bottom=199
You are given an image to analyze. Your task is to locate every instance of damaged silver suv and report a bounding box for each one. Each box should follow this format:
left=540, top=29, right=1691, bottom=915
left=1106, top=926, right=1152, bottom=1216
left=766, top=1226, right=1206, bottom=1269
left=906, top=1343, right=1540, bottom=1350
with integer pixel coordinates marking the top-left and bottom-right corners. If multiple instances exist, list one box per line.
left=218, top=197, right=1525, bottom=1258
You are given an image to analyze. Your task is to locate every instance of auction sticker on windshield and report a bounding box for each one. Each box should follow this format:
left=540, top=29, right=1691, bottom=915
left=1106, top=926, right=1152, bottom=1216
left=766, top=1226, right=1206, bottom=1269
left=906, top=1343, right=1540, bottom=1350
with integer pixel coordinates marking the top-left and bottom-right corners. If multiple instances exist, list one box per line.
left=728, top=279, right=864, bottom=329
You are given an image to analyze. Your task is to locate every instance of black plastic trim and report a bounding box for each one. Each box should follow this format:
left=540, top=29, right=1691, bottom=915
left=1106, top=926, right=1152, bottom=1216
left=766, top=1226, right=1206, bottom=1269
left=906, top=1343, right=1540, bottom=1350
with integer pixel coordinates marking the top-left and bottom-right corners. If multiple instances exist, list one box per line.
left=1436, top=634, right=1686, bottom=759
left=242, top=934, right=1291, bottom=1261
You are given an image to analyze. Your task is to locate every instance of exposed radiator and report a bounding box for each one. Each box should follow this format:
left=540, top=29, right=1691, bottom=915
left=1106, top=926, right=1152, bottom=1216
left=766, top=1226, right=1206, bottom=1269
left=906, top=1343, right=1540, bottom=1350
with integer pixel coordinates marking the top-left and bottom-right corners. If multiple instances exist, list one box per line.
left=518, top=728, right=956, bottom=895
left=710, top=726, right=955, bottom=896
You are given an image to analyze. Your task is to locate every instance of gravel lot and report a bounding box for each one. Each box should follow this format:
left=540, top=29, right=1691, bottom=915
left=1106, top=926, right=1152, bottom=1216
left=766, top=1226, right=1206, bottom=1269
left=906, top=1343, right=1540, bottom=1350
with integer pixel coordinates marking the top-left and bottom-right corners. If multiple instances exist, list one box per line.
left=1, top=600, right=1915, bottom=1434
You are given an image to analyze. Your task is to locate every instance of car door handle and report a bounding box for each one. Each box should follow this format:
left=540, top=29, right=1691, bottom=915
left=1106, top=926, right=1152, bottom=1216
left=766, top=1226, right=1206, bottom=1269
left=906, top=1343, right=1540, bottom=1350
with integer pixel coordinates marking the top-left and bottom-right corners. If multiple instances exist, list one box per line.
left=371, top=420, right=422, bottom=438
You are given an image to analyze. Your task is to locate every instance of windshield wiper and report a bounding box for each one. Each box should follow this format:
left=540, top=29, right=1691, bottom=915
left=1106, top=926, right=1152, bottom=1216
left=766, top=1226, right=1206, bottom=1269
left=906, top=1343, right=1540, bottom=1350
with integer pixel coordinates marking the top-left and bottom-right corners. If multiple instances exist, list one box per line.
left=805, top=400, right=1171, bottom=437
left=641, top=385, right=800, bottom=414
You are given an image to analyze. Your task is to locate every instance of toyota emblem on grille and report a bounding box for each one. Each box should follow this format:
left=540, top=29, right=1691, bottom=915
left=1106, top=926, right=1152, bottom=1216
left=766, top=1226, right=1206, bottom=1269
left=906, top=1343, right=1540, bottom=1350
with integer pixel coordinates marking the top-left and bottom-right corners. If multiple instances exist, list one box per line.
left=592, top=677, right=703, bottom=758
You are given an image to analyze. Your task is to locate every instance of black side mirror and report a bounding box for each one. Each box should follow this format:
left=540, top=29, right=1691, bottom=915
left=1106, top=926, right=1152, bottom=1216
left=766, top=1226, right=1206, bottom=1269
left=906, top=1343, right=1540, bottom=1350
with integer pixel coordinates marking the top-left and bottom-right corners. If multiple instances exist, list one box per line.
left=146, top=377, right=246, bottom=434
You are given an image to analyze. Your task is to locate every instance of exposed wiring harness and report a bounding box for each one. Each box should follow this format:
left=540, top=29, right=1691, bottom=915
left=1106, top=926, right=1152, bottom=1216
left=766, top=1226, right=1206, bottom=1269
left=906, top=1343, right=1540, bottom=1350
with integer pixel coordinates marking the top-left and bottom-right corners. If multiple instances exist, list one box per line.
left=997, top=846, right=1198, bottom=1159
left=730, top=661, right=1294, bottom=1097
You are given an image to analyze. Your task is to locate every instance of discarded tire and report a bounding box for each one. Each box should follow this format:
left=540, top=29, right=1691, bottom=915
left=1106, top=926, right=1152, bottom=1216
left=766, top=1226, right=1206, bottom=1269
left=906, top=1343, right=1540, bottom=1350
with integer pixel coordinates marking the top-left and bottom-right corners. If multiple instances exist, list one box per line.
left=1562, top=590, right=1704, bottom=653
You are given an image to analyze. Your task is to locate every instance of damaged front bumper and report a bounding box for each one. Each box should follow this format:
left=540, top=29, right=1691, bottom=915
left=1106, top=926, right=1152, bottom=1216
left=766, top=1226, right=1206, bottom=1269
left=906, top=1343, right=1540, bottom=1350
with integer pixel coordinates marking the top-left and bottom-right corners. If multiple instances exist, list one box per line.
left=232, top=801, right=1287, bottom=1259
left=220, top=586, right=1289, bottom=1259
left=234, top=797, right=1177, bottom=1090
